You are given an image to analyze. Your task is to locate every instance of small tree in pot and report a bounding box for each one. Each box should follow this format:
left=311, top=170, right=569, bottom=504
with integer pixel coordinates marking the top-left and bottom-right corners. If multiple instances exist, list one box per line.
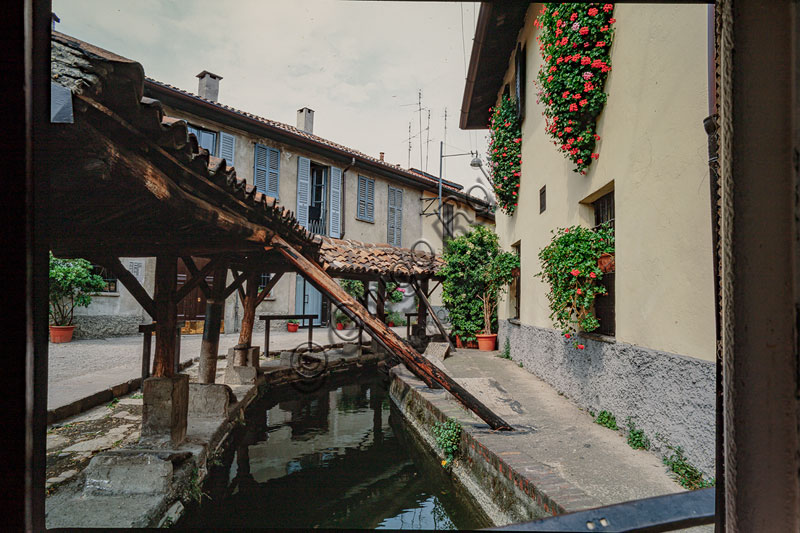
left=49, top=252, right=106, bottom=343
left=441, top=225, right=519, bottom=350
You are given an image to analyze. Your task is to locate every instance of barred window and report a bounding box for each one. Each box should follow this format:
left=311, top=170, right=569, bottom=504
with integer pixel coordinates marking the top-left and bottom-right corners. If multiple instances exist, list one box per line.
left=92, top=264, right=117, bottom=293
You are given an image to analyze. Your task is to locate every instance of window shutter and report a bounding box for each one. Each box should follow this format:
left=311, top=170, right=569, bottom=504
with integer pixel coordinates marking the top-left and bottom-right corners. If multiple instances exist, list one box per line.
left=394, top=188, right=403, bottom=246
left=254, top=144, right=268, bottom=194
left=366, top=178, right=375, bottom=222
left=297, top=156, right=311, bottom=229
left=357, top=176, right=367, bottom=220
left=329, top=166, right=342, bottom=238
left=219, top=131, right=236, bottom=167
left=387, top=187, right=395, bottom=245
left=267, top=147, right=280, bottom=198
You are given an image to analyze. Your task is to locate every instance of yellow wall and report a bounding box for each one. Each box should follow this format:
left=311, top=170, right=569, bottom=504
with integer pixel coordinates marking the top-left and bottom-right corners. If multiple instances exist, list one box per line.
left=494, top=4, right=715, bottom=361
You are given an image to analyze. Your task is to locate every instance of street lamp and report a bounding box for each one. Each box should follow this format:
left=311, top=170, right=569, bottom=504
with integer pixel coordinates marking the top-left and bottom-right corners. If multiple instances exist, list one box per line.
left=438, top=140, right=477, bottom=217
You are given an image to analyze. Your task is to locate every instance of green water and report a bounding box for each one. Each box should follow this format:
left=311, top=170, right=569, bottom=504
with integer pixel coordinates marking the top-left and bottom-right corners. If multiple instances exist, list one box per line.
left=178, top=371, right=491, bottom=530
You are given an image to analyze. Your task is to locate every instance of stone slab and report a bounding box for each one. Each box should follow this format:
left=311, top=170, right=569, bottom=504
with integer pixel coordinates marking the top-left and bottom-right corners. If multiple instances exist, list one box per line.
left=83, top=452, right=173, bottom=495
left=141, top=374, right=189, bottom=446
left=188, top=383, right=235, bottom=419
left=424, top=341, right=451, bottom=361
left=342, top=342, right=361, bottom=357
left=227, top=346, right=260, bottom=368
left=223, top=365, right=257, bottom=385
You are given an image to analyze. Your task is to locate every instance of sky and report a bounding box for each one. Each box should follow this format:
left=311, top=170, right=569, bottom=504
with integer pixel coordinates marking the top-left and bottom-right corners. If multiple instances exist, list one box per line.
left=53, top=0, right=490, bottom=188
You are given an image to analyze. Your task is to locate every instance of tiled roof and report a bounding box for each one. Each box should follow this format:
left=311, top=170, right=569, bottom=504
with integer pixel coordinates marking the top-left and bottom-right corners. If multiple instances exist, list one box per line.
left=317, top=236, right=444, bottom=280
left=144, top=77, right=468, bottom=194
left=51, top=31, right=320, bottom=252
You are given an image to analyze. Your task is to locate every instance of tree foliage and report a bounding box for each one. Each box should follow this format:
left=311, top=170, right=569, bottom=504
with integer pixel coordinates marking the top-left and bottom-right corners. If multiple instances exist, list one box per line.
left=441, top=225, right=520, bottom=340
left=49, top=252, right=106, bottom=326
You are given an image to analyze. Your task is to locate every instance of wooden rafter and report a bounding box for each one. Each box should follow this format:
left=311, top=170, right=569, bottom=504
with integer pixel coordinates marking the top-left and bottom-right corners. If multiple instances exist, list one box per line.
left=97, top=256, right=156, bottom=318
left=222, top=269, right=249, bottom=300
left=272, top=235, right=511, bottom=431
left=180, top=256, right=212, bottom=297
left=175, top=255, right=225, bottom=302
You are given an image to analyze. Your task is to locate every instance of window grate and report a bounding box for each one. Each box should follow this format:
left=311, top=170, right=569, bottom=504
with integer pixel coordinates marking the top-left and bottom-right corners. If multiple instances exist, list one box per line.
left=92, top=264, right=117, bottom=293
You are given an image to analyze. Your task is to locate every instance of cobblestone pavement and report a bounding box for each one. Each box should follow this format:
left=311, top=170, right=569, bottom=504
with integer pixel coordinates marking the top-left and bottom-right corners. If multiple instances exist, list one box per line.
left=48, top=326, right=410, bottom=410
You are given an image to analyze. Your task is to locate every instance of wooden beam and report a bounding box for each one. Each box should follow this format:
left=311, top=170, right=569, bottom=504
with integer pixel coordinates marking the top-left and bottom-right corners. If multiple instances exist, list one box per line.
left=412, top=278, right=455, bottom=351
left=272, top=235, right=512, bottom=431
left=98, top=256, right=156, bottom=319
left=237, top=271, right=260, bottom=352
left=180, top=256, right=211, bottom=297
left=255, top=272, right=284, bottom=307
left=376, top=279, right=386, bottom=323
left=152, top=255, right=178, bottom=377
left=222, top=269, right=249, bottom=300
left=199, top=260, right=228, bottom=384
left=175, top=255, right=225, bottom=303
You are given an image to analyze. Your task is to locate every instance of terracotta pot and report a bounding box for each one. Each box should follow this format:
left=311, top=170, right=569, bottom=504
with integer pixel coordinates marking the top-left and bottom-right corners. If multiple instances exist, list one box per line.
left=476, top=333, right=497, bottom=351
left=598, top=253, right=615, bottom=274
left=388, top=321, right=395, bottom=327
left=287, top=323, right=299, bottom=332
left=50, top=325, right=76, bottom=343
left=336, top=323, right=344, bottom=330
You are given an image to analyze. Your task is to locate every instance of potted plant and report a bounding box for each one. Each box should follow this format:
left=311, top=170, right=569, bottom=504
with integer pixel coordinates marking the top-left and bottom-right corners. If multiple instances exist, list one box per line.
left=333, top=310, right=348, bottom=330
left=287, top=319, right=299, bottom=332
left=476, top=250, right=520, bottom=351
left=49, top=252, right=106, bottom=343
left=441, top=226, right=519, bottom=351
left=536, top=224, right=615, bottom=348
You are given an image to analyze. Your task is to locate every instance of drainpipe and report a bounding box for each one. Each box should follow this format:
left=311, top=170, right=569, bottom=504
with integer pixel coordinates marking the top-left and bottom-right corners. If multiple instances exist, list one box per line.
left=340, top=157, right=356, bottom=239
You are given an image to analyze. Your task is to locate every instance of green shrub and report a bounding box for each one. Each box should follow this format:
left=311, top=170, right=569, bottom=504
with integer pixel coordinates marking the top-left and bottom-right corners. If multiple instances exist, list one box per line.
left=594, top=410, right=617, bottom=430
left=626, top=417, right=650, bottom=450
left=49, top=252, right=106, bottom=326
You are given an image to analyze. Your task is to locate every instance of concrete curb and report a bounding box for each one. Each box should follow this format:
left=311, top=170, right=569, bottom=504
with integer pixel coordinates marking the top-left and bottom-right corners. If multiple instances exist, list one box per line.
left=389, top=364, right=601, bottom=524
left=47, top=358, right=198, bottom=426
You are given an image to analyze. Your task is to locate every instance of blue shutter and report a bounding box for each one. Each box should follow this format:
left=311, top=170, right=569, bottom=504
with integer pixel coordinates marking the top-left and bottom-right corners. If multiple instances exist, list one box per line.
left=394, top=188, right=403, bottom=246
left=254, top=143, right=268, bottom=194
left=219, top=131, right=236, bottom=166
left=366, top=178, right=375, bottom=222
left=267, top=147, right=280, bottom=198
left=388, top=186, right=403, bottom=246
left=297, top=156, right=311, bottom=229
left=357, top=176, right=367, bottom=220
left=329, top=166, right=342, bottom=238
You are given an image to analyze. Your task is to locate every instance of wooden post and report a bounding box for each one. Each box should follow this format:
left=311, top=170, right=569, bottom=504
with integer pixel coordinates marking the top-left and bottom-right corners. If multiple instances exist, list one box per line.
left=273, top=236, right=512, bottom=430
left=141, top=328, right=152, bottom=386
left=199, top=260, right=228, bottom=383
left=417, top=278, right=429, bottom=337
left=237, top=271, right=259, bottom=365
left=413, top=279, right=454, bottom=351
left=152, top=255, right=178, bottom=377
left=376, top=279, right=386, bottom=323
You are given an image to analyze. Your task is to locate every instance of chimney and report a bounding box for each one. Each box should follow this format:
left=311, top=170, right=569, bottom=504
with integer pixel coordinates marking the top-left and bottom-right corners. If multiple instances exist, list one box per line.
left=196, top=70, right=222, bottom=102
left=379, top=152, right=385, bottom=162
left=297, top=107, right=314, bottom=134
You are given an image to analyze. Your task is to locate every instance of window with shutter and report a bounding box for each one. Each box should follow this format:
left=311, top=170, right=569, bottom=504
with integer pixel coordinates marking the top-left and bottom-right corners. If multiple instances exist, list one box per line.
left=296, top=156, right=311, bottom=229
left=356, top=175, right=375, bottom=223
left=388, top=186, right=403, bottom=246
left=267, top=147, right=280, bottom=198
left=329, top=166, right=342, bottom=238
left=219, top=131, right=236, bottom=167
left=187, top=125, right=217, bottom=156
left=254, top=144, right=268, bottom=194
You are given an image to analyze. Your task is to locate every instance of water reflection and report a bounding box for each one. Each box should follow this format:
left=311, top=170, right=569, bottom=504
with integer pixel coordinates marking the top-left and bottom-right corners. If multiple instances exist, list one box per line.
left=179, top=372, right=489, bottom=530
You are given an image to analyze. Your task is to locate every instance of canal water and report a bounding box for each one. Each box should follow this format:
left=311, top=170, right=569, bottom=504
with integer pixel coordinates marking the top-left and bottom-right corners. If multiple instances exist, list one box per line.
left=178, top=370, right=490, bottom=530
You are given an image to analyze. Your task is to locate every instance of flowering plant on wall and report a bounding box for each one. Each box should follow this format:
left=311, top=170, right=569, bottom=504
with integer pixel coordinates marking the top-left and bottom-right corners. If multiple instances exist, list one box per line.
left=487, top=94, right=522, bottom=215
left=536, top=224, right=614, bottom=348
left=534, top=3, right=616, bottom=175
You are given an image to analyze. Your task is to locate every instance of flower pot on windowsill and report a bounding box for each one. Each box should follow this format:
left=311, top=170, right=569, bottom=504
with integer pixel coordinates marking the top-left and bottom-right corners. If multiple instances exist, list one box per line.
left=388, top=321, right=395, bottom=327
left=50, top=325, right=76, bottom=343
left=287, top=323, right=299, bottom=332
left=336, top=323, right=344, bottom=330
left=598, top=253, right=615, bottom=274
left=476, top=333, right=497, bottom=351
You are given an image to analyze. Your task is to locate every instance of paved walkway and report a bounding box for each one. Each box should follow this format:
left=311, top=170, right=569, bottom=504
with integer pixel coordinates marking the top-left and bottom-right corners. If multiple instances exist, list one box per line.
left=48, top=326, right=408, bottom=410
left=417, top=348, right=712, bottom=530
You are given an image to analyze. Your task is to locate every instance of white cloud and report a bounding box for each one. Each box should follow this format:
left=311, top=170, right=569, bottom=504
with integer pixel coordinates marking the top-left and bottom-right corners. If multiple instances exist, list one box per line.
left=53, top=0, right=490, bottom=186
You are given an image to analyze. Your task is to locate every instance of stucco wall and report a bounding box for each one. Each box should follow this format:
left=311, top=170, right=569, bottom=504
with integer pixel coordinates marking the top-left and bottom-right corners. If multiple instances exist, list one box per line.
left=494, top=3, right=715, bottom=361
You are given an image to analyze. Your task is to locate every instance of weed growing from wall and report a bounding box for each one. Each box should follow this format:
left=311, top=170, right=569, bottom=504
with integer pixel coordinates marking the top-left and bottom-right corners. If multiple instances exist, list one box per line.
left=625, top=417, right=650, bottom=450
left=594, top=410, right=617, bottom=430
left=662, top=445, right=715, bottom=490
left=432, top=417, right=462, bottom=468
